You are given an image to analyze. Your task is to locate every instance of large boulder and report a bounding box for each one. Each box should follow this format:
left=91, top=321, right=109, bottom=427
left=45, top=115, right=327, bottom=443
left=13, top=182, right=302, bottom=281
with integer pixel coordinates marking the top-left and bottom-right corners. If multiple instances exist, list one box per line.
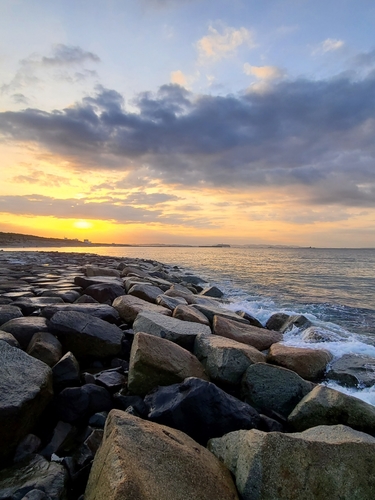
left=27, top=332, right=62, bottom=367
left=83, top=283, right=125, bottom=304
left=155, top=294, right=188, bottom=311
left=0, top=343, right=53, bottom=466
left=172, top=304, right=210, bottom=325
left=52, top=351, right=80, bottom=390
left=0, top=330, right=20, bottom=347
left=56, top=384, right=112, bottom=423
left=85, top=265, right=120, bottom=277
left=0, top=305, right=23, bottom=326
left=164, top=285, right=196, bottom=304
left=128, top=283, right=164, bottom=303
left=213, top=315, right=283, bottom=350
left=288, top=384, right=375, bottom=434
left=49, top=311, right=123, bottom=358
left=1, top=317, right=50, bottom=349
left=112, top=295, right=171, bottom=324
left=128, top=332, right=209, bottom=396
left=208, top=425, right=375, bottom=500
left=85, top=411, right=239, bottom=500
left=194, top=334, right=265, bottom=386
left=11, top=297, right=65, bottom=315
left=241, top=362, right=315, bottom=418
left=326, top=354, right=375, bottom=387
left=192, top=304, right=249, bottom=325
left=267, top=343, right=332, bottom=381
left=0, top=454, right=67, bottom=500
left=133, top=311, right=211, bottom=351
left=145, top=377, right=260, bottom=445
left=41, top=303, right=120, bottom=324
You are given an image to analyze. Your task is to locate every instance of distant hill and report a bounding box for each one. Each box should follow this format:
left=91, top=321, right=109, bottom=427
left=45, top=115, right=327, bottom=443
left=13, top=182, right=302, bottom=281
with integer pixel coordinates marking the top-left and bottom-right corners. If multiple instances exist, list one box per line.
left=0, top=232, right=118, bottom=248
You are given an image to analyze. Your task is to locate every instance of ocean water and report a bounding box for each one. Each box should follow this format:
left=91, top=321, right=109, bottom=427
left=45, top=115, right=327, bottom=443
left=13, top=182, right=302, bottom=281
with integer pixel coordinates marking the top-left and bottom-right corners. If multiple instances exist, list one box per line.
left=4, top=245, right=375, bottom=404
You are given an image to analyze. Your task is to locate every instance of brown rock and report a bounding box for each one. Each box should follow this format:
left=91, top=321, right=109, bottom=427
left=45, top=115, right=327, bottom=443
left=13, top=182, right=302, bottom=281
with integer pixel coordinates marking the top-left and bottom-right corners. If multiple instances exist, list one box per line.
left=173, top=304, right=210, bottom=325
left=112, top=294, right=171, bottom=324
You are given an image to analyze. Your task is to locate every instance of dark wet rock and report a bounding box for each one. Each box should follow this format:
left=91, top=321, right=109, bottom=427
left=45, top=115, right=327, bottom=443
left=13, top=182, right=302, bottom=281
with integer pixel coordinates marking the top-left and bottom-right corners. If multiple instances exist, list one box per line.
left=94, top=369, right=127, bottom=394
left=128, top=332, right=208, bottom=396
left=192, top=303, right=249, bottom=325
left=288, top=385, right=375, bottom=434
left=194, top=334, right=265, bottom=386
left=88, top=412, right=108, bottom=428
left=49, top=311, right=123, bottom=358
left=83, top=283, right=125, bottom=304
left=41, top=303, right=120, bottom=323
left=241, top=362, right=315, bottom=418
left=128, top=283, right=164, bottom=304
left=0, top=304, right=23, bottom=326
left=1, top=291, right=35, bottom=299
left=265, top=312, right=290, bottom=331
left=0, top=454, right=67, bottom=500
left=39, top=289, right=81, bottom=303
left=236, top=311, right=264, bottom=329
left=326, top=354, right=375, bottom=388
left=1, top=317, right=50, bottom=349
left=213, top=315, right=282, bottom=350
left=74, top=294, right=98, bottom=304
left=172, top=304, right=210, bottom=325
left=302, top=325, right=343, bottom=343
left=40, top=421, right=73, bottom=459
left=74, top=275, right=124, bottom=290
left=113, top=394, right=148, bottom=416
left=56, top=384, right=112, bottom=423
left=85, top=411, right=239, bottom=500
left=14, top=434, right=42, bottom=463
left=145, top=377, right=260, bottom=445
left=0, top=330, right=20, bottom=347
left=133, top=311, right=211, bottom=351
left=12, top=297, right=65, bottom=315
left=0, top=342, right=53, bottom=466
left=181, top=275, right=207, bottom=285
left=199, top=286, right=224, bottom=298
left=52, top=351, right=80, bottom=390
left=208, top=425, right=375, bottom=500
left=27, top=332, right=63, bottom=367
left=267, top=343, right=333, bottom=381
left=123, top=278, right=150, bottom=293
left=112, top=294, right=171, bottom=324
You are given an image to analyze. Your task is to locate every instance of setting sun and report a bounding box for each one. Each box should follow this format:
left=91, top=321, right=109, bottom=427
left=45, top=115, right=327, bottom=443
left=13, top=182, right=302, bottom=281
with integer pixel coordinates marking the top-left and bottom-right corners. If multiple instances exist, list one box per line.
left=73, top=220, right=93, bottom=230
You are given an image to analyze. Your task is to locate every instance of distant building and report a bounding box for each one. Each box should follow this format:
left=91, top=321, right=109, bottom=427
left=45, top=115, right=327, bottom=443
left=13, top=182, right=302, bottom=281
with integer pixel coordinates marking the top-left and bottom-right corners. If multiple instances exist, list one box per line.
left=83, top=239, right=92, bottom=244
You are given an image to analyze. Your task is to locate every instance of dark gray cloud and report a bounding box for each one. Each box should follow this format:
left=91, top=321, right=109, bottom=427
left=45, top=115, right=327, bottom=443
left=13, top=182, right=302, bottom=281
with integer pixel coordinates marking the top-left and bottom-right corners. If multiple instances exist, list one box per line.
left=41, top=44, right=101, bottom=66
left=1, top=74, right=375, bottom=207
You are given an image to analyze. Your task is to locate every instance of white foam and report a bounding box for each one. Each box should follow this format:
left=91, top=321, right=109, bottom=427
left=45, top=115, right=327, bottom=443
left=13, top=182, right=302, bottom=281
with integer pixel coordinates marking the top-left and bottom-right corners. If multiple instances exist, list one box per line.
left=323, top=381, right=375, bottom=407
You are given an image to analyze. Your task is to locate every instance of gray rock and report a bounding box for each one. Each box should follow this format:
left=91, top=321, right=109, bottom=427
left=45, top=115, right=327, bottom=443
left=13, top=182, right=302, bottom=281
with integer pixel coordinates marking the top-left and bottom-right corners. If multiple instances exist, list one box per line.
left=1, top=317, right=50, bottom=349
left=0, top=454, right=67, bottom=500
left=52, top=351, right=80, bottom=389
left=83, top=283, right=125, bottom=304
left=85, top=265, right=120, bottom=277
left=199, top=286, right=224, bottom=298
left=0, top=343, right=53, bottom=466
left=27, top=332, right=63, bottom=367
left=265, top=312, right=290, bottom=331
left=39, top=289, right=81, bottom=303
left=112, top=294, right=171, bottom=324
left=128, top=283, right=164, bottom=303
left=192, top=303, right=249, bottom=325
left=12, top=297, right=65, bottom=315
left=326, top=354, right=375, bottom=387
left=241, top=362, right=315, bottom=418
left=49, top=311, right=123, bottom=358
left=133, top=311, right=212, bottom=350
left=213, top=315, right=282, bottom=351
left=0, top=305, right=23, bottom=326
left=155, top=294, right=187, bottom=311
left=288, top=384, right=375, bottom=434
left=128, top=332, right=209, bottom=396
left=194, top=334, right=265, bottom=386
left=85, top=411, right=238, bottom=500
left=0, top=330, right=20, bottom=347
left=208, top=425, right=375, bottom=500
left=41, top=303, right=120, bottom=323
left=172, top=304, right=210, bottom=325
left=14, top=434, right=42, bottom=463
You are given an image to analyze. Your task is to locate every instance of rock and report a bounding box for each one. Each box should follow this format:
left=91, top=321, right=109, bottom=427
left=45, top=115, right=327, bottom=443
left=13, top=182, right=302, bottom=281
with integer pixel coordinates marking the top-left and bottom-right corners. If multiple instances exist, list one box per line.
left=199, top=286, right=224, bottom=298
left=326, top=354, right=375, bottom=387
left=40, top=421, right=73, bottom=459
left=213, top=315, right=283, bottom=350
left=267, top=343, right=333, bottom=381
left=74, top=294, right=98, bottom=304
left=83, top=283, right=125, bottom=304
left=41, top=303, right=120, bottom=323
left=49, top=311, right=123, bottom=358
left=56, top=384, right=113, bottom=423
left=265, top=312, right=289, bottom=330
left=14, top=434, right=42, bottom=463
left=0, top=305, right=23, bottom=326
left=85, top=410, right=239, bottom=500
left=181, top=275, right=207, bottom=285
left=172, top=304, right=210, bottom=325
left=12, top=297, right=65, bottom=315
left=27, top=332, right=63, bottom=367
left=241, top=362, right=315, bottom=418
left=133, top=311, right=211, bottom=351
left=236, top=311, right=264, bottom=329
left=0, top=330, right=20, bottom=347
left=302, top=325, right=342, bottom=343
left=164, top=285, right=196, bottom=304
left=74, top=275, right=124, bottom=290
left=128, top=332, right=208, bottom=396
left=112, top=294, right=171, bottom=324
left=88, top=412, right=108, bottom=428
left=85, top=265, right=120, bottom=277
left=39, top=289, right=81, bottom=303
left=288, top=384, right=375, bottom=434
left=192, top=303, right=249, bottom=325
left=279, top=314, right=312, bottom=333
left=52, top=351, right=80, bottom=390
left=208, top=425, right=375, bottom=500
left=94, top=369, right=127, bottom=393
left=128, top=283, right=164, bottom=303
left=155, top=294, right=187, bottom=311
left=0, top=342, right=53, bottom=466
left=0, top=455, right=67, bottom=500
left=194, top=334, right=265, bottom=386
left=1, top=317, right=50, bottom=349
left=145, top=377, right=260, bottom=445
left=123, top=278, right=150, bottom=293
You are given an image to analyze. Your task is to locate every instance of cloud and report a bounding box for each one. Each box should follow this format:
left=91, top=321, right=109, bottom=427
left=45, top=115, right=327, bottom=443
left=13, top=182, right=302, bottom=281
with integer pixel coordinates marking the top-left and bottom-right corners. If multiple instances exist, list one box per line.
left=312, top=38, right=345, bottom=55
left=11, top=93, right=30, bottom=105
left=243, top=64, right=284, bottom=80
left=351, top=48, right=375, bottom=68
left=41, top=44, right=100, bottom=66
left=197, top=25, right=255, bottom=62
left=10, top=169, right=71, bottom=187
left=170, top=70, right=187, bottom=86
left=1, top=74, right=375, bottom=209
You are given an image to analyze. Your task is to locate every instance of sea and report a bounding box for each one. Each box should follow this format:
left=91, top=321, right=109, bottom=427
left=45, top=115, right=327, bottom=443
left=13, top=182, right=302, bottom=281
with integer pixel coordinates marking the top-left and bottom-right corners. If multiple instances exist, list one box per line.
left=4, top=245, right=375, bottom=405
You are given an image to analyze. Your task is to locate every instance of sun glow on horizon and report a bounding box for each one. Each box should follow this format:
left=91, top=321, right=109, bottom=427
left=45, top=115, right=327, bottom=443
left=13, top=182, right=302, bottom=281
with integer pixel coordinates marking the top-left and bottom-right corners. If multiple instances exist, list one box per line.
left=73, top=219, right=93, bottom=230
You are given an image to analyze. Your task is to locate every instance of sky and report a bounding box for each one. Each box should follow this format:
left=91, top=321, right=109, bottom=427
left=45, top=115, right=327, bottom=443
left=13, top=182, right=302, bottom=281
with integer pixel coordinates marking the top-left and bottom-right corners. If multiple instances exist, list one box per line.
left=1, top=0, right=375, bottom=247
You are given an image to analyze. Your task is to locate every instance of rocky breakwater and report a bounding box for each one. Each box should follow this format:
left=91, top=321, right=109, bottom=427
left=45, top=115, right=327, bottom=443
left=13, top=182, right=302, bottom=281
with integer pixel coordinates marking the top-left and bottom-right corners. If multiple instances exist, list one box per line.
left=0, top=250, right=375, bottom=499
